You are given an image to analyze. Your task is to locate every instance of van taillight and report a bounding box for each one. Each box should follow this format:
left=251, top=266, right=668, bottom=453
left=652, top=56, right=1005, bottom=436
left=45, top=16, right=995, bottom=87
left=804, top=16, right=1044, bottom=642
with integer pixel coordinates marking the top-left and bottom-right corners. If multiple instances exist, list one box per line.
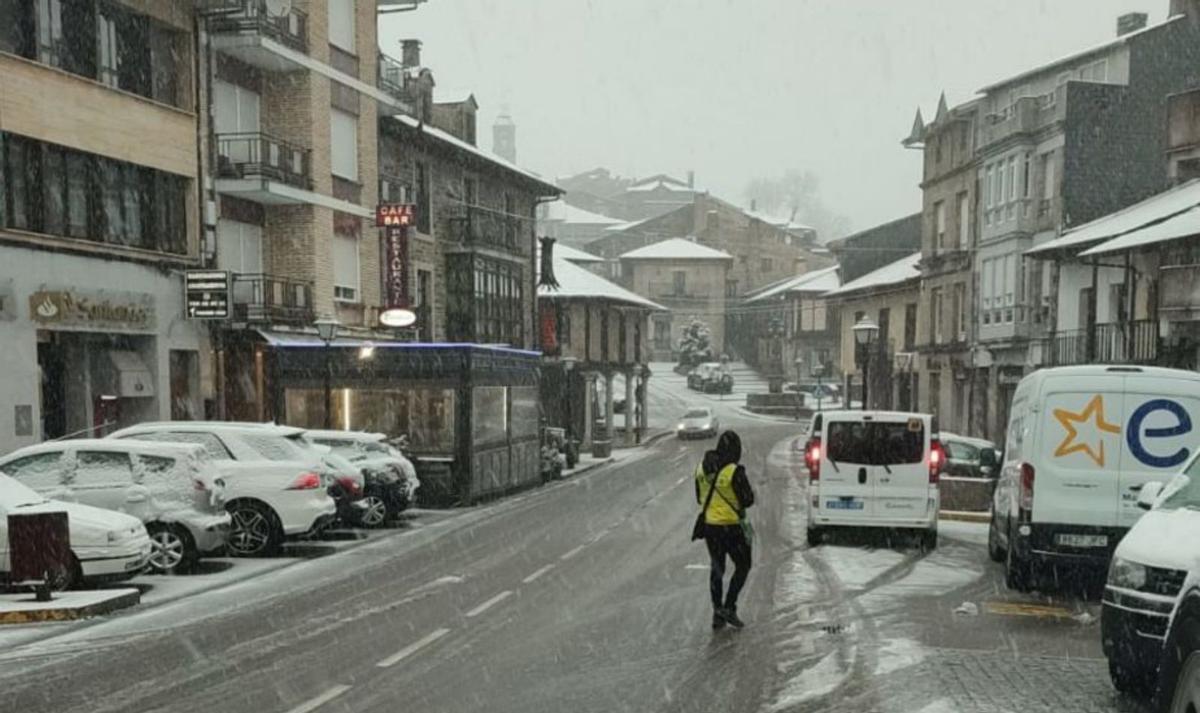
left=804, top=438, right=821, bottom=481
left=288, top=472, right=322, bottom=490
left=929, top=440, right=945, bottom=483
left=1019, top=462, right=1035, bottom=511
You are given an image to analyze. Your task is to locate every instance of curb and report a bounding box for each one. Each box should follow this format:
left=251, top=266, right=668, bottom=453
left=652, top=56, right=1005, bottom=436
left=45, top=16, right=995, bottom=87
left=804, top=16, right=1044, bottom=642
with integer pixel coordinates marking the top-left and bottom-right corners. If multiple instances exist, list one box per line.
left=938, top=510, right=991, bottom=523
left=0, top=589, right=140, bottom=626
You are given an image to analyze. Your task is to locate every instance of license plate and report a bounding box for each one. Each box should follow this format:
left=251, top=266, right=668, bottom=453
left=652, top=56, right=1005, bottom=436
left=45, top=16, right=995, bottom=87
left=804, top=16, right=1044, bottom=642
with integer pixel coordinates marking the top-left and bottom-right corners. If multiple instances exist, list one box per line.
left=826, top=499, right=864, bottom=510
left=1056, top=534, right=1108, bottom=548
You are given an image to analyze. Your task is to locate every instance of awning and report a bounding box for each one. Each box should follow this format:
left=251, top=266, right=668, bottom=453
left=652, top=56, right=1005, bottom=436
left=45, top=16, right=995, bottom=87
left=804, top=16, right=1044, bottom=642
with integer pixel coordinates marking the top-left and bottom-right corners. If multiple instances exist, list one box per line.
left=1081, top=205, right=1200, bottom=256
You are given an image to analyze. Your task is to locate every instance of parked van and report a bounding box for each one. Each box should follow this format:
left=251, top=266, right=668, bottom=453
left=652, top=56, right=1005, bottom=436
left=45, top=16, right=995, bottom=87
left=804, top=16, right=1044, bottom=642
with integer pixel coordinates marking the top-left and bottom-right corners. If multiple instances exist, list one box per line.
left=802, top=410, right=944, bottom=549
left=988, top=366, right=1200, bottom=592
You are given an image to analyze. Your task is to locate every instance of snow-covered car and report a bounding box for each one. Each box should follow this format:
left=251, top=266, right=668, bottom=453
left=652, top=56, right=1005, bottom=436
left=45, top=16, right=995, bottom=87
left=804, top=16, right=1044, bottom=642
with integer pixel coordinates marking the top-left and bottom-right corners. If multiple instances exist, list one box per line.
left=304, top=430, right=420, bottom=526
left=107, top=423, right=337, bottom=556
left=0, top=473, right=151, bottom=590
left=676, top=408, right=719, bottom=439
left=696, top=363, right=734, bottom=394
left=0, top=439, right=230, bottom=573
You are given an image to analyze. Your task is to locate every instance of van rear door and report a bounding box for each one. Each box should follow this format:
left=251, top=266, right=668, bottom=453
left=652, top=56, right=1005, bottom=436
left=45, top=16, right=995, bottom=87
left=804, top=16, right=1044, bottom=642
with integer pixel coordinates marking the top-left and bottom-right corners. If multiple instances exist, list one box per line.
left=871, top=414, right=931, bottom=519
left=1036, top=374, right=1126, bottom=527
left=1116, top=375, right=1200, bottom=529
left=819, top=417, right=874, bottom=518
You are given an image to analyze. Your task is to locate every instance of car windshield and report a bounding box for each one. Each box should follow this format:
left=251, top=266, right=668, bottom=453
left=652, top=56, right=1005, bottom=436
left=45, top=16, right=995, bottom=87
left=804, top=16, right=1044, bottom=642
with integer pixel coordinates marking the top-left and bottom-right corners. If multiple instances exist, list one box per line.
left=0, top=473, right=49, bottom=508
left=7, top=2, right=1188, bottom=710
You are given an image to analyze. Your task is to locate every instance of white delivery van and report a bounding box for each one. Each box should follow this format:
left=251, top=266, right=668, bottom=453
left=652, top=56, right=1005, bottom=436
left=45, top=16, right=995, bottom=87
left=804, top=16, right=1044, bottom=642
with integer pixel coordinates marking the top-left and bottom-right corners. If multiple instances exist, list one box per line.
left=802, top=410, right=944, bottom=549
left=988, top=365, right=1200, bottom=592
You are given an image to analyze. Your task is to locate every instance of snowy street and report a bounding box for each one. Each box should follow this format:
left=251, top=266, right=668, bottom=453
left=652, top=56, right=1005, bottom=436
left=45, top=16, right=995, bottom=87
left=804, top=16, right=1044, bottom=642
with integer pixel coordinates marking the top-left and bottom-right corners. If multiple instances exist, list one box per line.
left=0, top=387, right=1146, bottom=713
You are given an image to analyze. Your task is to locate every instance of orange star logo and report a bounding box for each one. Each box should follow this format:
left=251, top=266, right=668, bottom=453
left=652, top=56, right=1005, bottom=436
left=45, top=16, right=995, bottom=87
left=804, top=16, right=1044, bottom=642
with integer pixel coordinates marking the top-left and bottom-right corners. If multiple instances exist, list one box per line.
left=1053, top=395, right=1122, bottom=467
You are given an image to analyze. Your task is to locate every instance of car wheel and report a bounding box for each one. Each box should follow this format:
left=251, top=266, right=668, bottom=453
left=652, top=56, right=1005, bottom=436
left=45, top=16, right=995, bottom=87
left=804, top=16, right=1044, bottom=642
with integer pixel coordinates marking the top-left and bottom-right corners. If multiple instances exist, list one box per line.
left=1159, top=615, right=1200, bottom=709
left=226, top=501, right=282, bottom=557
left=1108, top=657, right=1155, bottom=699
left=987, top=513, right=1005, bottom=563
left=45, top=552, right=81, bottom=592
left=358, top=494, right=389, bottom=528
left=806, top=527, right=823, bottom=547
left=146, top=523, right=196, bottom=574
left=1005, top=523, right=1033, bottom=592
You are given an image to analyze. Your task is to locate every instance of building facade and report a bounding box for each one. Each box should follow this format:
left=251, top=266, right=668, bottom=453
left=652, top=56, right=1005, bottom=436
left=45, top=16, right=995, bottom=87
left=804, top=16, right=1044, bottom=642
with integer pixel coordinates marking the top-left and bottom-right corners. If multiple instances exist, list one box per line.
left=0, top=0, right=211, bottom=453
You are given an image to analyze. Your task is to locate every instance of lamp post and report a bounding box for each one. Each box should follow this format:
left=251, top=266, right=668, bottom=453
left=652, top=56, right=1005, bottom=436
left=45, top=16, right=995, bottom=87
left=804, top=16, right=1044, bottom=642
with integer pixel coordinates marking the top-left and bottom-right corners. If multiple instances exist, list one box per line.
left=852, top=316, right=879, bottom=410
left=812, top=362, right=825, bottom=412
left=793, top=356, right=804, bottom=421
left=315, top=317, right=340, bottom=429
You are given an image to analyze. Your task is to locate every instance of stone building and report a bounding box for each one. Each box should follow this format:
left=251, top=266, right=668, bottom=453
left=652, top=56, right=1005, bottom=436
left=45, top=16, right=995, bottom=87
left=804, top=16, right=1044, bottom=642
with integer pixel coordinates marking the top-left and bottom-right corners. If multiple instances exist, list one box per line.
left=742, top=266, right=842, bottom=384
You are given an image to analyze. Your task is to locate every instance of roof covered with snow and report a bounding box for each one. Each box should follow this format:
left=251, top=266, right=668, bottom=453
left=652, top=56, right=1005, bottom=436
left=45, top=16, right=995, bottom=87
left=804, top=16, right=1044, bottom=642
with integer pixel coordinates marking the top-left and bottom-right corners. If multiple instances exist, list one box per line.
left=388, top=114, right=559, bottom=193
left=746, top=266, right=842, bottom=303
left=1083, top=203, right=1200, bottom=257
left=542, top=201, right=625, bottom=225
left=626, top=175, right=694, bottom=193
left=433, top=87, right=476, bottom=105
left=605, top=216, right=655, bottom=233
left=823, top=253, right=922, bottom=298
left=618, top=237, right=733, bottom=261
left=553, top=243, right=605, bottom=264
left=1028, top=179, right=1200, bottom=256
left=539, top=255, right=664, bottom=310
left=744, top=209, right=816, bottom=233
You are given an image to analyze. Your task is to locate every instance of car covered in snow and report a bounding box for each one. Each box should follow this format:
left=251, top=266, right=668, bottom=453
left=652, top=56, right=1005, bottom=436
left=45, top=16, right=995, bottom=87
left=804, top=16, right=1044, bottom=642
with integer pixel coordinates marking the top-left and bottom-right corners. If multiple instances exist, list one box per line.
left=676, top=408, right=719, bottom=439
left=0, top=439, right=230, bottom=574
left=0, top=473, right=151, bottom=590
left=108, top=422, right=337, bottom=556
left=303, top=430, right=420, bottom=527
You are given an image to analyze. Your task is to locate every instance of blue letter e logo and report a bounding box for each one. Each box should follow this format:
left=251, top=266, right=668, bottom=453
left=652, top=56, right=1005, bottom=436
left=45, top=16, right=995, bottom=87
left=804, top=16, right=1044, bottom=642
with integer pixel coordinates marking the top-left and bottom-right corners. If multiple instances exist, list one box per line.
left=1127, top=399, right=1193, bottom=469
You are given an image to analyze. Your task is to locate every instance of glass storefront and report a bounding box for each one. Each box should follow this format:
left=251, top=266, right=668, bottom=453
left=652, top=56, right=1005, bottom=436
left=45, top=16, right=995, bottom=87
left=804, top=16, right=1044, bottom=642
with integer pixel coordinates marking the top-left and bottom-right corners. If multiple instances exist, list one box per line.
left=472, top=386, right=507, bottom=445
left=284, top=387, right=456, bottom=452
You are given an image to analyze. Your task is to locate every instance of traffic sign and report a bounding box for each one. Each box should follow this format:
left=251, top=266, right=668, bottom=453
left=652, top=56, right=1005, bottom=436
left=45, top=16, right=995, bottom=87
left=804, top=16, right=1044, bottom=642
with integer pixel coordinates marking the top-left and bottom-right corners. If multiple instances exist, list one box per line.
left=185, top=270, right=231, bottom=320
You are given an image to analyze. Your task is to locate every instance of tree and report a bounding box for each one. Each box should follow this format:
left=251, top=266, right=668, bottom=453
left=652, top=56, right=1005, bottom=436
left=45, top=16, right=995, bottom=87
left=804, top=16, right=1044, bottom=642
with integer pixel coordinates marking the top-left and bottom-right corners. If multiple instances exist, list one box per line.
left=744, top=170, right=852, bottom=242
left=676, top=320, right=714, bottom=371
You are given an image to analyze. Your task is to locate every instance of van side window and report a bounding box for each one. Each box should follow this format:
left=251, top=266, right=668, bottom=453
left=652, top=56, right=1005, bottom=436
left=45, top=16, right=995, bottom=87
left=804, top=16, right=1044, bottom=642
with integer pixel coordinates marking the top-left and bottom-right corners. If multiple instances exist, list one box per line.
left=1006, top=412, right=1023, bottom=455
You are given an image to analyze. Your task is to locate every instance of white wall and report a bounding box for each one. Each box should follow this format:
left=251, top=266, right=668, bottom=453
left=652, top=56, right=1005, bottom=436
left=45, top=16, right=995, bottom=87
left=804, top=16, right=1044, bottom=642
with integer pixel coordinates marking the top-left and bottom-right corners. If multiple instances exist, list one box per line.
left=1055, top=261, right=1126, bottom=330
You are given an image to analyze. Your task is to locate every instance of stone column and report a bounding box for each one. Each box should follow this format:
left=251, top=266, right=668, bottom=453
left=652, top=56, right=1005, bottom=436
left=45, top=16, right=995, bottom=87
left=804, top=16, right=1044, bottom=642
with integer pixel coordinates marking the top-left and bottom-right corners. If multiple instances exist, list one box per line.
left=604, top=372, right=615, bottom=438
left=582, top=372, right=595, bottom=449
left=624, top=369, right=636, bottom=446
left=637, top=368, right=648, bottom=440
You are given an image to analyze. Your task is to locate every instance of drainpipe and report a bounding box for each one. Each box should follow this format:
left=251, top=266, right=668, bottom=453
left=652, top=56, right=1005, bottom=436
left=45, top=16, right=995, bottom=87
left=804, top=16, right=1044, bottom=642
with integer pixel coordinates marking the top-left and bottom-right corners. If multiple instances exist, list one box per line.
left=1086, top=259, right=1099, bottom=362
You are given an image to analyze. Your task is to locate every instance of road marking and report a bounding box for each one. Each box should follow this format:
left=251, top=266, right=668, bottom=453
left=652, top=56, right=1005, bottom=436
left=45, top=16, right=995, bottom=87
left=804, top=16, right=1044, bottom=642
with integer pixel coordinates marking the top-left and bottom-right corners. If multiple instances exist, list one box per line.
left=684, top=563, right=708, bottom=570
left=375, top=628, right=450, bottom=668
left=465, top=590, right=513, bottom=618
left=983, top=601, right=1075, bottom=620
left=523, top=565, right=554, bottom=583
left=675, top=475, right=688, bottom=486
left=589, top=529, right=609, bottom=543
left=431, top=575, right=464, bottom=586
left=284, top=684, right=353, bottom=713
left=560, top=545, right=586, bottom=561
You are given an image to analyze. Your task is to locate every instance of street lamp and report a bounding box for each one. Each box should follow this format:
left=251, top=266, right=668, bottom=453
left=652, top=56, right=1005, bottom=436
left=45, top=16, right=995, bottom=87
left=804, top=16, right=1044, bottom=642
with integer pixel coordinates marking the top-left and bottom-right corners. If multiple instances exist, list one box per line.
left=852, top=316, right=879, bottom=410
left=315, top=317, right=340, bottom=429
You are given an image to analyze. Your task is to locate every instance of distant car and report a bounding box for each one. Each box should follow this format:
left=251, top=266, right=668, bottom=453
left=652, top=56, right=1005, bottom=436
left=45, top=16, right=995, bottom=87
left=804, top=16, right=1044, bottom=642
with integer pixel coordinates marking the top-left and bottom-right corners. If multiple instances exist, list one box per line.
left=938, top=432, right=1000, bottom=479
left=677, top=408, right=719, bottom=439
left=695, top=363, right=733, bottom=394
left=0, top=439, right=231, bottom=574
left=686, top=369, right=704, bottom=391
left=108, top=422, right=337, bottom=556
left=0, top=473, right=151, bottom=590
left=304, top=430, right=419, bottom=527
left=792, top=383, right=841, bottom=402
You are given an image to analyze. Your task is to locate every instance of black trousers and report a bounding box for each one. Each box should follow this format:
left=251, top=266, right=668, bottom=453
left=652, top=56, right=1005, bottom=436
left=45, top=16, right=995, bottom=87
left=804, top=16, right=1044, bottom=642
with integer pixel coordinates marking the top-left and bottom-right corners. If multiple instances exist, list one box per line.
left=704, top=524, right=752, bottom=609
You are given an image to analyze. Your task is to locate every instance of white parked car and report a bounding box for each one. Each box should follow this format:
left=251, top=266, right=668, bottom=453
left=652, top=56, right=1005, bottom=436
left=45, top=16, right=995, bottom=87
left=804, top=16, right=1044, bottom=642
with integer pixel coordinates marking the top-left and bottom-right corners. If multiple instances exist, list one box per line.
left=0, top=473, right=151, bottom=590
left=802, top=410, right=943, bottom=549
left=676, top=408, right=720, bottom=439
left=988, top=366, right=1200, bottom=592
left=107, top=423, right=337, bottom=556
left=0, top=439, right=231, bottom=574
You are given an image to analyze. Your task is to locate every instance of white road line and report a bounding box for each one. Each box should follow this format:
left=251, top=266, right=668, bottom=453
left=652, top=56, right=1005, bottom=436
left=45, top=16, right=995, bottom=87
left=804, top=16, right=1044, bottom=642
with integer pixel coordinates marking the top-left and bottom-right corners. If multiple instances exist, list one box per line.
left=560, top=545, right=586, bottom=561
left=375, top=628, right=451, bottom=668
left=522, top=565, right=554, bottom=583
left=675, top=475, right=688, bottom=486
left=684, top=563, right=708, bottom=570
left=465, top=590, right=513, bottom=618
left=284, top=684, right=353, bottom=713
left=431, top=575, right=465, bottom=586
left=589, top=529, right=609, bottom=543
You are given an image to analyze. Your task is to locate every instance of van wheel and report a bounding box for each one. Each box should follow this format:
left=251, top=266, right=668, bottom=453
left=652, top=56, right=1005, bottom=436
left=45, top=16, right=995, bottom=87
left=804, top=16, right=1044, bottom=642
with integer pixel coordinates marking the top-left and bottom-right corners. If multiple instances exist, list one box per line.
left=806, top=527, right=823, bottom=547
left=1108, top=658, right=1155, bottom=699
left=1005, top=526, right=1033, bottom=592
left=1157, top=615, right=1200, bottom=709
left=920, top=529, right=938, bottom=551
left=987, top=514, right=1005, bottom=563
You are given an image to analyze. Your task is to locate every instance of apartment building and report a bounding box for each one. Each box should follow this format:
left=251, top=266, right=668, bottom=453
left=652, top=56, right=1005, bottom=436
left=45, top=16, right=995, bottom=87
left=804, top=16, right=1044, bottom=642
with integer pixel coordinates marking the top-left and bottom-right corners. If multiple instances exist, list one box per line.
left=0, top=0, right=210, bottom=452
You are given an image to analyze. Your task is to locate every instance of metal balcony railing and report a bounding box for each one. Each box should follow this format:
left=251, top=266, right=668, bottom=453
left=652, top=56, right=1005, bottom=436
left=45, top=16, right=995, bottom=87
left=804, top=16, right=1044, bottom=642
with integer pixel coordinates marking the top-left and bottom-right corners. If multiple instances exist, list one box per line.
left=232, top=274, right=315, bottom=325
left=1050, top=320, right=1159, bottom=366
left=448, top=206, right=528, bottom=255
left=378, top=53, right=408, bottom=101
left=216, top=132, right=312, bottom=189
left=207, top=0, right=308, bottom=53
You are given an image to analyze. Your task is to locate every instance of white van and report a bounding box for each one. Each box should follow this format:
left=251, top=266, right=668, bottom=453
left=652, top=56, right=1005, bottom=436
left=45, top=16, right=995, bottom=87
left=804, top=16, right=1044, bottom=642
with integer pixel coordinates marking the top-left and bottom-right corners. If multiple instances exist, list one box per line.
left=988, top=365, right=1200, bottom=592
left=802, top=410, right=943, bottom=549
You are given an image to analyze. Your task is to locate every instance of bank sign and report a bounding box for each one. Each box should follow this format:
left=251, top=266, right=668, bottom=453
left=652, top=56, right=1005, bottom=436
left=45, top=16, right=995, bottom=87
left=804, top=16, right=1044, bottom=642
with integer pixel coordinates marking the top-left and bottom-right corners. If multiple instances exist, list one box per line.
left=1052, top=394, right=1194, bottom=469
left=29, top=288, right=155, bottom=332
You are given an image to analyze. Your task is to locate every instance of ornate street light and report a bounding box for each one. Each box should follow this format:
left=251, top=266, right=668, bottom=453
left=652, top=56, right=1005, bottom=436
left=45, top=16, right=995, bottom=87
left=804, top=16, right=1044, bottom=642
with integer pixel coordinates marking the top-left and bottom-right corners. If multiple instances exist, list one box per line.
left=314, top=317, right=341, bottom=429
left=852, top=316, right=879, bottom=410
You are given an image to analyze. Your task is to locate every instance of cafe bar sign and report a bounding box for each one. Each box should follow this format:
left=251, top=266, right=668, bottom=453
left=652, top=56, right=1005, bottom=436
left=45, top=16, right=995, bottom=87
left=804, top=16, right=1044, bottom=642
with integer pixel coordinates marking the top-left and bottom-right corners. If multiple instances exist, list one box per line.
left=29, top=288, right=156, bottom=331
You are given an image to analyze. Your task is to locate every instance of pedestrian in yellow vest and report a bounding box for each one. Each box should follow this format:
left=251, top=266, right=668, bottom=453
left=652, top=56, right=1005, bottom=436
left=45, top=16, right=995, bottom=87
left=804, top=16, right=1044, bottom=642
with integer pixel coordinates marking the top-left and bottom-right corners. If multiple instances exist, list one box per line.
left=693, top=430, right=755, bottom=629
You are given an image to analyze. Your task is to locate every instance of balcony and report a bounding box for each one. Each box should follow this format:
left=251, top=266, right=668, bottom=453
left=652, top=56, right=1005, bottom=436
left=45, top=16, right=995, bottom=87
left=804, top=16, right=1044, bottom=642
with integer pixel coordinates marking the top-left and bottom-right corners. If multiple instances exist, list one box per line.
left=232, top=274, right=314, bottom=325
left=378, top=53, right=408, bottom=102
left=208, top=0, right=309, bottom=72
left=216, top=132, right=314, bottom=204
left=981, top=97, right=1041, bottom=146
left=448, top=206, right=529, bottom=257
left=1049, top=320, right=1159, bottom=366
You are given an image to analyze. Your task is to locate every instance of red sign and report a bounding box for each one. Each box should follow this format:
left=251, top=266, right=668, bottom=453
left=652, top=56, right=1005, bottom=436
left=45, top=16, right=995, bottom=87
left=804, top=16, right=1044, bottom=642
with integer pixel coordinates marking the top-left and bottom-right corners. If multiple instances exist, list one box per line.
left=540, top=303, right=558, bottom=356
left=376, top=203, right=415, bottom=228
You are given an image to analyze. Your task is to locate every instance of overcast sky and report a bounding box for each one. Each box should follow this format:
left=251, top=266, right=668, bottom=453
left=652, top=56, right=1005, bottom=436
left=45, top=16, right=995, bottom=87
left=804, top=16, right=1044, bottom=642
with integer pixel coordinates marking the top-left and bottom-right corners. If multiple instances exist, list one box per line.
left=380, top=0, right=1165, bottom=235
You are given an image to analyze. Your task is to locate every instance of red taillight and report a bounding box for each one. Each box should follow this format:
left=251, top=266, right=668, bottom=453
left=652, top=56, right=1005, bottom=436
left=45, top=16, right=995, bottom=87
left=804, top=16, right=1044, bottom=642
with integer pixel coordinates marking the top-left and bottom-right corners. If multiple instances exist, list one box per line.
left=336, top=476, right=362, bottom=496
left=804, top=438, right=822, bottom=481
left=1019, top=462, right=1035, bottom=511
left=929, top=440, right=945, bottom=483
left=288, top=472, right=322, bottom=490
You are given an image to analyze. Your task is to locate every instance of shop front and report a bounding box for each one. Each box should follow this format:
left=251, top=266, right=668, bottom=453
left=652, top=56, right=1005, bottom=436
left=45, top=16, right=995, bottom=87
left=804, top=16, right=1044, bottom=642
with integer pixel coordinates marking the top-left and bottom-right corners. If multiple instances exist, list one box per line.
left=226, top=332, right=542, bottom=506
left=0, top=247, right=211, bottom=454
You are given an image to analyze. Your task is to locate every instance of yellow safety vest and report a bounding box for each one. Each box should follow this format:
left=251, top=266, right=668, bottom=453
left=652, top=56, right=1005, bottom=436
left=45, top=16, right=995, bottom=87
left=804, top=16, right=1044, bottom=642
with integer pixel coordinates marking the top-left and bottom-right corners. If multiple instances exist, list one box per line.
left=695, top=463, right=741, bottom=526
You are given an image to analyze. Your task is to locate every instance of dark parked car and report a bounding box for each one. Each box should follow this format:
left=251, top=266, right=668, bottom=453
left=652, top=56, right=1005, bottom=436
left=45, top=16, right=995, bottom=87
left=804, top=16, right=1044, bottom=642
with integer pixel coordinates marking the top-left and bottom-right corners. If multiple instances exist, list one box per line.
left=939, top=433, right=1000, bottom=478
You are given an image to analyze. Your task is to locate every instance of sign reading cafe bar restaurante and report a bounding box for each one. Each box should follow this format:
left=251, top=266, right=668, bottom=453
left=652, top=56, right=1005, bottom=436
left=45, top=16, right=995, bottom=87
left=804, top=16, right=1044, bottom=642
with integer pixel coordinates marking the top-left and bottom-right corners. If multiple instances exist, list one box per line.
left=376, top=204, right=418, bottom=328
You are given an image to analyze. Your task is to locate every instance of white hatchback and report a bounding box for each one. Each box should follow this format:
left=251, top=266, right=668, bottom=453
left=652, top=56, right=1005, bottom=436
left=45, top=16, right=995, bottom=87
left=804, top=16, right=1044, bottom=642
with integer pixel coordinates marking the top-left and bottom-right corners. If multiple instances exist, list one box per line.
left=802, top=410, right=943, bottom=549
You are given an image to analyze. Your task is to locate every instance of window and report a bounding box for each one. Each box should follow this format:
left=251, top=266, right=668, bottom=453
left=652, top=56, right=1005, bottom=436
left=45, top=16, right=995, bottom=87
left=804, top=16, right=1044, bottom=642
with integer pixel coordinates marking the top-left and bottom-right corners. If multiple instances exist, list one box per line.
left=934, top=201, right=945, bottom=248
left=2, top=451, right=65, bottom=490
left=333, top=219, right=361, bottom=303
left=327, top=0, right=355, bottom=53
left=672, top=271, right=687, bottom=294
left=1007, top=156, right=1017, bottom=203
left=416, top=162, right=431, bottom=233
left=1080, top=58, right=1107, bottom=82
left=954, top=282, right=966, bottom=339
left=74, top=450, right=133, bottom=486
left=242, top=434, right=307, bottom=461
left=504, top=193, right=516, bottom=246
left=97, top=4, right=149, bottom=97
left=214, top=80, right=261, bottom=137
left=1042, top=152, right=1055, bottom=200
left=472, top=386, right=508, bottom=446
left=931, top=287, right=943, bottom=344
left=981, top=257, right=993, bottom=315
left=826, top=421, right=923, bottom=465
left=1023, top=153, right=1032, bottom=199
left=217, top=219, right=263, bottom=276
left=122, top=431, right=232, bottom=460
left=331, top=109, right=359, bottom=181
left=136, top=455, right=179, bottom=485
left=0, top=0, right=36, bottom=58
left=957, top=192, right=969, bottom=248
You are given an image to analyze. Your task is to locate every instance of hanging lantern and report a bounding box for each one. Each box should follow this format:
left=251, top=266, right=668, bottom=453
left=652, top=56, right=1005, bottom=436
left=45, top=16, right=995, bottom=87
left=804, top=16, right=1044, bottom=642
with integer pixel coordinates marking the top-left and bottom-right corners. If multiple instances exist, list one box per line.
left=538, top=236, right=560, bottom=289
